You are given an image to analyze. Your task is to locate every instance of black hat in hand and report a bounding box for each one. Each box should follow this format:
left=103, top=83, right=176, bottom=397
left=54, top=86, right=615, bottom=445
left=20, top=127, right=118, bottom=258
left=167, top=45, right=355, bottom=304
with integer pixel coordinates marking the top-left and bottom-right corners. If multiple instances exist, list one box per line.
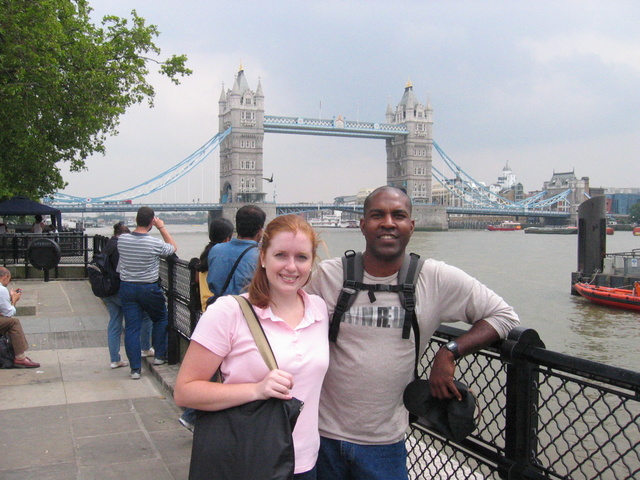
left=403, top=379, right=477, bottom=442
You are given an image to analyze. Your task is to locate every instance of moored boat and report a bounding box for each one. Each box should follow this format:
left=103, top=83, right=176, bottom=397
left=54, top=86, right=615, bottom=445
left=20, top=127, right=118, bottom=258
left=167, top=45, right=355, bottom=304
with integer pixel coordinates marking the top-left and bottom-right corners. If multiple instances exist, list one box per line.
left=309, top=215, right=341, bottom=228
left=606, top=227, right=615, bottom=235
left=486, top=221, right=522, bottom=231
left=633, top=227, right=640, bottom=236
left=574, top=282, right=640, bottom=312
left=524, top=226, right=577, bottom=235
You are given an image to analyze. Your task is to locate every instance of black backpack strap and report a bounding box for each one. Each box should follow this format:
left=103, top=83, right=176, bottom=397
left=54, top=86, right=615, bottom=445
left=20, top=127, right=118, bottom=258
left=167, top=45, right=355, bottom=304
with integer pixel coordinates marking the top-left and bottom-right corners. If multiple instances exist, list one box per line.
left=399, top=253, right=423, bottom=339
left=219, top=244, right=256, bottom=296
left=329, top=250, right=359, bottom=343
left=411, top=310, right=421, bottom=379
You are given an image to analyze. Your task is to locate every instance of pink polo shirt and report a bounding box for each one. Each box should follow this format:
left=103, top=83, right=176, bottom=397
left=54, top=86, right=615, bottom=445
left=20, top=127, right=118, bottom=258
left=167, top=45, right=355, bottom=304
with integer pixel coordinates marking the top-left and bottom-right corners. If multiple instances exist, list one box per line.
left=191, top=291, right=329, bottom=474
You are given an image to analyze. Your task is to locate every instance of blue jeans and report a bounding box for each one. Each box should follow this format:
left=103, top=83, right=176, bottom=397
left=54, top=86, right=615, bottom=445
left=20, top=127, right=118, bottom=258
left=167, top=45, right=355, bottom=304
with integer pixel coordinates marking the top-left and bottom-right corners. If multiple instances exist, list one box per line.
left=181, top=407, right=198, bottom=425
left=140, top=314, right=152, bottom=351
left=316, top=437, right=408, bottom=480
left=104, top=295, right=154, bottom=363
left=119, top=281, right=168, bottom=370
left=103, top=295, right=124, bottom=363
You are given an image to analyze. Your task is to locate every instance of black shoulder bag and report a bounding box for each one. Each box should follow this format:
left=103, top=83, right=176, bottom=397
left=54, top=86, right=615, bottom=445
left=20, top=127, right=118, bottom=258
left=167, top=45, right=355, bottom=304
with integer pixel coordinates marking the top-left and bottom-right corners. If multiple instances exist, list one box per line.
left=188, top=295, right=304, bottom=480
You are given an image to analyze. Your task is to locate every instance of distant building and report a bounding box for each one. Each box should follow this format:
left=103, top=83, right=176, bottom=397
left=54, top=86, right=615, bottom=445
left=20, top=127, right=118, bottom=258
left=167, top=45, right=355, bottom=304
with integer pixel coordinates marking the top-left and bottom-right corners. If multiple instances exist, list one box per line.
left=606, top=188, right=640, bottom=215
left=497, top=162, right=517, bottom=190
left=334, top=188, right=374, bottom=205
left=543, top=170, right=592, bottom=217
left=488, top=162, right=522, bottom=202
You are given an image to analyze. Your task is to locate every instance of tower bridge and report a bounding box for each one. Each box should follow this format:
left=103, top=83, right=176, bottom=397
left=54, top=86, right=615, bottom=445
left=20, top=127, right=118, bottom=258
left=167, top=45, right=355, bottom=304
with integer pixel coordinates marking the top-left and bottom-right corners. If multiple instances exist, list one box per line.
left=52, top=66, right=573, bottom=227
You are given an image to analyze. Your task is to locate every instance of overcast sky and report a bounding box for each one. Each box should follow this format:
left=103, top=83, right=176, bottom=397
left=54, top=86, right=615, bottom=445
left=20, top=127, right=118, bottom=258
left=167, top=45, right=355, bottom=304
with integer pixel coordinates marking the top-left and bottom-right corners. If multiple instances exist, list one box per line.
left=60, top=1, right=640, bottom=204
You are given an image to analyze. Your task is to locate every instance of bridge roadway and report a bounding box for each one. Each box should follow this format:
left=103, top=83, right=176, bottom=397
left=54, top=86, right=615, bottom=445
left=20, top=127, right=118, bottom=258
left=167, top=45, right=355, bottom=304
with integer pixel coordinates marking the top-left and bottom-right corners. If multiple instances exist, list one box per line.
left=53, top=202, right=570, bottom=218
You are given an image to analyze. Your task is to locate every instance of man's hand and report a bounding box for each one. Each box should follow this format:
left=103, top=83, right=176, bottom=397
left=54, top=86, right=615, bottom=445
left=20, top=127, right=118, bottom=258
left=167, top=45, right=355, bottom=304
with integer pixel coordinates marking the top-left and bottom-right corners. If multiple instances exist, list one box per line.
left=10, top=288, right=21, bottom=306
left=428, top=320, right=501, bottom=401
left=428, top=348, right=462, bottom=400
left=153, top=217, right=166, bottom=230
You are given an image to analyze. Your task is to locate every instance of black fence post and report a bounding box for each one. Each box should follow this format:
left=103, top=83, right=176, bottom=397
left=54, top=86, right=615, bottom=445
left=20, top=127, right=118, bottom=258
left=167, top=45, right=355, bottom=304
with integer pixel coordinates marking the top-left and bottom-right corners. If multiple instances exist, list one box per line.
left=166, top=255, right=181, bottom=365
left=187, top=258, right=201, bottom=338
left=83, top=234, right=89, bottom=269
left=500, top=327, right=547, bottom=480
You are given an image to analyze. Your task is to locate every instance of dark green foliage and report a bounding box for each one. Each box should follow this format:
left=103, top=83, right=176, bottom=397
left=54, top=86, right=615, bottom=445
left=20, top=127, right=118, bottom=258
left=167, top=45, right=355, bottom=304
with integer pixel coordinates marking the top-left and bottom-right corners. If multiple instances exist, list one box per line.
left=0, top=0, right=191, bottom=200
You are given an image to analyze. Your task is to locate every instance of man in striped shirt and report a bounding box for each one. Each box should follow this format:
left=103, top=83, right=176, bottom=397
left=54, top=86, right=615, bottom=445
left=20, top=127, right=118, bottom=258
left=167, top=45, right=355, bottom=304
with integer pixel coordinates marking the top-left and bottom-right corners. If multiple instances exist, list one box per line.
left=117, top=207, right=177, bottom=380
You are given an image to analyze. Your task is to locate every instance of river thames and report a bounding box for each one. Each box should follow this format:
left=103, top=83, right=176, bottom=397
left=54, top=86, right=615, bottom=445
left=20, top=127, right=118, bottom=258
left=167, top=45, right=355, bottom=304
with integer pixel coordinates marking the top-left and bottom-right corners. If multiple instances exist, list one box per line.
left=87, top=224, right=640, bottom=370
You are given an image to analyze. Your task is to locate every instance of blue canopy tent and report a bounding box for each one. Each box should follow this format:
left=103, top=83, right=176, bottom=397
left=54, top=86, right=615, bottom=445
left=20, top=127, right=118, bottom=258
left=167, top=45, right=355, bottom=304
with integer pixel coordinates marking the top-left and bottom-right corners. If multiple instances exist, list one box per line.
left=0, top=196, right=62, bottom=231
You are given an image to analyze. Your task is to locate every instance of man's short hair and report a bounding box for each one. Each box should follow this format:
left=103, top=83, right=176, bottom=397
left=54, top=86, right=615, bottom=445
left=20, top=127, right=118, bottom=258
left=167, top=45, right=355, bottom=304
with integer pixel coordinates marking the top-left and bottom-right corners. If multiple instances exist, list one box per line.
left=363, top=186, right=412, bottom=215
left=0, top=266, right=10, bottom=278
left=236, top=205, right=266, bottom=238
left=136, top=207, right=155, bottom=227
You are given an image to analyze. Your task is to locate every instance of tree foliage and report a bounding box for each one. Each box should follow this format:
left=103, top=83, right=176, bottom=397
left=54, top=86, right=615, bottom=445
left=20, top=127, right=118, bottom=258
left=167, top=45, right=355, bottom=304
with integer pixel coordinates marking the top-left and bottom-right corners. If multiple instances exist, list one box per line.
left=0, top=0, right=191, bottom=200
left=629, top=202, right=640, bottom=224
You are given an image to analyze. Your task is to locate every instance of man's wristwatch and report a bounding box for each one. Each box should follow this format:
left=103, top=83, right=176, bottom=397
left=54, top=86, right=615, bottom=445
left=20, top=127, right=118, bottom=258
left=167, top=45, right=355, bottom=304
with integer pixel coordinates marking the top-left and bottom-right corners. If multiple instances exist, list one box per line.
left=443, top=340, right=461, bottom=360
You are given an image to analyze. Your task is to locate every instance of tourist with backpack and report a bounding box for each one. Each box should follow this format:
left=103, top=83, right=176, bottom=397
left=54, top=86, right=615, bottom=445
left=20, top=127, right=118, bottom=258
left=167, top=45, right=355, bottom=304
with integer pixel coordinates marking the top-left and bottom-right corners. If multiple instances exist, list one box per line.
left=306, top=186, right=521, bottom=480
left=178, top=216, right=234, bottom=431
left=89, top=222, right=154, bottom=369
left=99, top=222, right=131, bottom=369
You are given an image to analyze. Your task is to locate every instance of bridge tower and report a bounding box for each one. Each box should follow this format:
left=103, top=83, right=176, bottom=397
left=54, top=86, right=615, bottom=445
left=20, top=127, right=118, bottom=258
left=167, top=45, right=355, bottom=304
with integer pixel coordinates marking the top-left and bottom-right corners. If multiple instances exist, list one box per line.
left=218, top=66, right=266, bottom=203
left=385, top=80, right=433, bottom=202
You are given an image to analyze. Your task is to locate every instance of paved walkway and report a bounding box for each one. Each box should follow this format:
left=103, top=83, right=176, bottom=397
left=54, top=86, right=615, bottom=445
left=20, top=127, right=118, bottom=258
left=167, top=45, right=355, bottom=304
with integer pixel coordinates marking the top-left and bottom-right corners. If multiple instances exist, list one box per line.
left=0, top=279, right=190, bottom=480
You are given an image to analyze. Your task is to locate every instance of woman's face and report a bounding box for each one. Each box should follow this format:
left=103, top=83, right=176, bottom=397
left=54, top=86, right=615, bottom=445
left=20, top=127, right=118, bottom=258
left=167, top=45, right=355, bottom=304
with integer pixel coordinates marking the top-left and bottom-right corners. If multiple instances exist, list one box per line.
left=261, top=230, right=313, bottom=297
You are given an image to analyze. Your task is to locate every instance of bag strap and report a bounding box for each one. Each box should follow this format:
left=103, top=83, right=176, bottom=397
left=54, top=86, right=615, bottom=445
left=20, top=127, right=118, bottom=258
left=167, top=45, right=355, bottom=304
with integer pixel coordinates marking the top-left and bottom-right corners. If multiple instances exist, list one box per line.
left=232, top=295, right=278, bottom=371
left=219, top=244, right=257, bottom=296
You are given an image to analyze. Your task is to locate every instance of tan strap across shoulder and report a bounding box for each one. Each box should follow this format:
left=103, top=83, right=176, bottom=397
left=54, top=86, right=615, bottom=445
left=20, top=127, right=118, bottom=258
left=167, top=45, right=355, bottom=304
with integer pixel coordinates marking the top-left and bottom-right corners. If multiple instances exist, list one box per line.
left=232, top=295, right=278, bottom=371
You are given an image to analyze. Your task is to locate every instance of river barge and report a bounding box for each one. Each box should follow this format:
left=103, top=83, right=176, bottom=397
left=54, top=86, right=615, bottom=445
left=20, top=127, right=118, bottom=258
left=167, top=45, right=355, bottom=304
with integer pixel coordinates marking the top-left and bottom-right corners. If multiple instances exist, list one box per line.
left=524, top=226, right=577, bottom=234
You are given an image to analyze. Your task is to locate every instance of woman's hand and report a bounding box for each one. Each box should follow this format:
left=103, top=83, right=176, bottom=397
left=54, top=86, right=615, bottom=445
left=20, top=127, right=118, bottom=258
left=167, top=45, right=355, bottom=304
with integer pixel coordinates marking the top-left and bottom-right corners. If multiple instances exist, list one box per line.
left=256, top=369, right=295, bottom=400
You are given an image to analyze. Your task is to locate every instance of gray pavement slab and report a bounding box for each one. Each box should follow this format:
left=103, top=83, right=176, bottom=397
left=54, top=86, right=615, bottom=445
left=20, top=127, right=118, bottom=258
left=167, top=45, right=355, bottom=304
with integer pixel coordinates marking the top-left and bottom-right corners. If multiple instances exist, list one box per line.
left=0, top=279, right=191, bottom=480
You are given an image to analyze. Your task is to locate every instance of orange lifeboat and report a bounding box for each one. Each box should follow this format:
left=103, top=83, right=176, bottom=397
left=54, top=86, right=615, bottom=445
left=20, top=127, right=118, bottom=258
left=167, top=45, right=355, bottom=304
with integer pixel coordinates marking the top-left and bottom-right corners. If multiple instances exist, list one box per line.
left=633, top=227, right=640, bottom=236
left=606, top=227, right=614, bottom=235
left=574, top=282, right=640, bottom=312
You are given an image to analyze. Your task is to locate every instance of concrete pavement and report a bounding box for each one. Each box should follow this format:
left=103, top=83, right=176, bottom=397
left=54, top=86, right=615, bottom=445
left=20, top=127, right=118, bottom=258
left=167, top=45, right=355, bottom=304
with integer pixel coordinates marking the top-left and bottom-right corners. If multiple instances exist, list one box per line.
left=0, top=279, right=191, bottom=480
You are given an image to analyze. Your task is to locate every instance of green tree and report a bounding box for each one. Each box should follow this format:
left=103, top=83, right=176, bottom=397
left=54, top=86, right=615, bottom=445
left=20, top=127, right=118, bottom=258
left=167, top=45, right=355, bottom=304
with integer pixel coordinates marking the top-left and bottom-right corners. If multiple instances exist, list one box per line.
left=0, top=0, right=191, bottom=200
left=629, top=202, right=640, bottom=224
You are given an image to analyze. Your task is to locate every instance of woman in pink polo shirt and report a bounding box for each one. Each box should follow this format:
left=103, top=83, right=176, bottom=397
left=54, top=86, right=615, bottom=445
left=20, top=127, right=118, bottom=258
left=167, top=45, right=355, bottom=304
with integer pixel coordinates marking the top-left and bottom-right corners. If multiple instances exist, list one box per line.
left=175, top=214, right=329, bottom=479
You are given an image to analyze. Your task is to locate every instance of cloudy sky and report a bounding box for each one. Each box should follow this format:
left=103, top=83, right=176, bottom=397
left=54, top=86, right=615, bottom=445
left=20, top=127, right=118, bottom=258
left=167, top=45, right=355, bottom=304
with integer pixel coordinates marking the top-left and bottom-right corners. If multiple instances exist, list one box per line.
left=60, top=1, right=640, bottom=204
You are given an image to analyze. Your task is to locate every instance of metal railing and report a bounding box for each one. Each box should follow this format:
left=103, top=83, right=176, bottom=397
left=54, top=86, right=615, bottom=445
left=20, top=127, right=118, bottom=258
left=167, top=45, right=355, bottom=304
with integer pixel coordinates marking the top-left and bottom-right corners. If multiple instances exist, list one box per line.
left=158, top=256, right=640, bottom=479
left=0, top=232, right=93, bottom=277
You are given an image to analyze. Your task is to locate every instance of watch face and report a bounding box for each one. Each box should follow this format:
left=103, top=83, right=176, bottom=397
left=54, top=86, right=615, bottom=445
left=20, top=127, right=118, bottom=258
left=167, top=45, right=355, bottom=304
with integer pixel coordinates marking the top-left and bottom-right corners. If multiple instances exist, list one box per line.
left=445, top=341, right=460, bottom=358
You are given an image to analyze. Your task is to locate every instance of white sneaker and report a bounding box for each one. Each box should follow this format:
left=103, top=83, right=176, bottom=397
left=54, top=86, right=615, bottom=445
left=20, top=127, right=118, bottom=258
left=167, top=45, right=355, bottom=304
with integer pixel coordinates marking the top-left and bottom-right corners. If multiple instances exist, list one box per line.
left=153, top=358, right=166, bottom=366
left=141, top=348, right=155, bottom=358
left=110, top=360, right=129, bottom=369
left=131, top=369, right=141, bottom=380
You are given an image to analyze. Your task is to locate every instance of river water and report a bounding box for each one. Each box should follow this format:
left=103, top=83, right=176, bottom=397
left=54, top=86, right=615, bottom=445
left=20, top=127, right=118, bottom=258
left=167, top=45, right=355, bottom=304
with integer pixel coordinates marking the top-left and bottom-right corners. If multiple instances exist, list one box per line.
left=86, top=224, right=640, bottom=370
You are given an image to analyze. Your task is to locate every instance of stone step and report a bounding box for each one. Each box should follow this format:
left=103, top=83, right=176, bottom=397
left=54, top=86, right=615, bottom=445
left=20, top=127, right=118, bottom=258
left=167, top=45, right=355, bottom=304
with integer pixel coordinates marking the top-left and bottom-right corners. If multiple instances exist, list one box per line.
left=15, top=289, right=36, bottom=316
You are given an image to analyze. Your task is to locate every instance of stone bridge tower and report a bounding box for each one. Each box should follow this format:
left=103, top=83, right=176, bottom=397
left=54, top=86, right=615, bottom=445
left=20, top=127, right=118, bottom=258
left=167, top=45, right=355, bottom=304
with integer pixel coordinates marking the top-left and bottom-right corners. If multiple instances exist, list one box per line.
left=385, top=80, right=434, bottom=202
left=218, top=66, right=266, bottom=203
